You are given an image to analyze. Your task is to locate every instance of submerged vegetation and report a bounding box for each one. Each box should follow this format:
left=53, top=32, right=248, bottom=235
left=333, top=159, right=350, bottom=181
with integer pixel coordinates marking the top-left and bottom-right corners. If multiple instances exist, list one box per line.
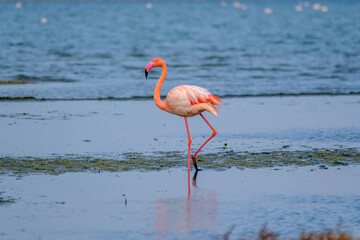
left=0, top=149, right=359, bottom=175
left=0, top=191, right=15, bottom=206
left=215, top=226, right=358, bottom=240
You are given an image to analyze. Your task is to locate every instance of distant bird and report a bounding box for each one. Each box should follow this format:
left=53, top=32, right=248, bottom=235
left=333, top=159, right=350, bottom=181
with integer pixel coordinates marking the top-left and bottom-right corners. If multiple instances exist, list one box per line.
left=145, top=58, right=222, bottom=172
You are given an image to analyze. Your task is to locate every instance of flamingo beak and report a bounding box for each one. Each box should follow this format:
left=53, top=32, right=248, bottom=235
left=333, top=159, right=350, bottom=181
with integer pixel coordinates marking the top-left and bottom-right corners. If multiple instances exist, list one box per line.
left=145, top=62, right=155, bottom=79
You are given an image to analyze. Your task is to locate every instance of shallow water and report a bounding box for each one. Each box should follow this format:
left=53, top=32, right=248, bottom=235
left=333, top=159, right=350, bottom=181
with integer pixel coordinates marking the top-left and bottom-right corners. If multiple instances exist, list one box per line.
left=1, top=166, right=360, bottom=240
left=1, top=2, right=360, bottom=239
left=1, top=96, right=359, bottom=158
left=1, top=1, right=360, bottom=99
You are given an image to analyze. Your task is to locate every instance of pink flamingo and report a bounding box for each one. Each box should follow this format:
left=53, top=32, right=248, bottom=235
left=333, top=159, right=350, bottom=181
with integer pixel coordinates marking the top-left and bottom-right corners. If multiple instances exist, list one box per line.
left=145, top=58, right=222, bottom=172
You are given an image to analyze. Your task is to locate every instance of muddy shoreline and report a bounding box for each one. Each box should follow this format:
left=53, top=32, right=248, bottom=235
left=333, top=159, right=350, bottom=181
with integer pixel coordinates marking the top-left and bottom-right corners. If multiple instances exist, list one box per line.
left=1, top=95, right=360, bottom=175
left=1, top=149, right=359, bottom=175
left=1, top=95, right=360, bottom=157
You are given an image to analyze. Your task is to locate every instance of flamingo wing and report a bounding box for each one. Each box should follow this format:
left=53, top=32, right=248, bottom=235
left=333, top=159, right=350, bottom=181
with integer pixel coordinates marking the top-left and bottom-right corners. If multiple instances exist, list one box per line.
left=184, top=85, right=222, bottom=108
left=166, top=85, right=223, bottom=117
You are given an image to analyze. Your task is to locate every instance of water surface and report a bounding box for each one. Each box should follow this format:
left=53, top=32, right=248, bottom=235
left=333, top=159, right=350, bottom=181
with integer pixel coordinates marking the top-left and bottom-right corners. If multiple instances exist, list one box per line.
left=1, top=96, right=359, bottom=158
left=1, top=1, right=360, bottom=99
left=1, top=166, right=359, bottom=240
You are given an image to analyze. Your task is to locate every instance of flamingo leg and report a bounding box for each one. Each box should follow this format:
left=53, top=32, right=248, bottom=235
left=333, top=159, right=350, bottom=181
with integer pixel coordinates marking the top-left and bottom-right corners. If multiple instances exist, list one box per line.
left=192, top=171, right=198, bottom=188
left=192, top=113, right=217, bottom=170
left=184, top=117, right=192, bottom=173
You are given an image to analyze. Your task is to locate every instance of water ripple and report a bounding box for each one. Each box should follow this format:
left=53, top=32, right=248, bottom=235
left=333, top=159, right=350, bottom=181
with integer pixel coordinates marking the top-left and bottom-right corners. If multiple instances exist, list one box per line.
left=0, top=1, right=359, bottom=99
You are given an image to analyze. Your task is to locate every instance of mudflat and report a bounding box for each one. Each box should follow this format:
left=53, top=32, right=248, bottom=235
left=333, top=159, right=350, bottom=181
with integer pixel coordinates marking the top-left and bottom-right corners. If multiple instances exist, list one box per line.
left=1, top=95, right=360, bottom=239
left=1, top=95, right=359, bottom=157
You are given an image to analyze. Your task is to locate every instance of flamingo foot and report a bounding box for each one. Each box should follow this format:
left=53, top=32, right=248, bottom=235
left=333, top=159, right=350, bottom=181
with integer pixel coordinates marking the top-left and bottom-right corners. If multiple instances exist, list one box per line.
left=191, top=155, right=200, bottom=172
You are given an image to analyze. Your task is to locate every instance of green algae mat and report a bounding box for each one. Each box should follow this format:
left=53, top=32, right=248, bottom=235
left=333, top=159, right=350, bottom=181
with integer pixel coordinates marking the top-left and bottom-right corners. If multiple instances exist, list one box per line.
left=1, top=149, right=359, bottom=175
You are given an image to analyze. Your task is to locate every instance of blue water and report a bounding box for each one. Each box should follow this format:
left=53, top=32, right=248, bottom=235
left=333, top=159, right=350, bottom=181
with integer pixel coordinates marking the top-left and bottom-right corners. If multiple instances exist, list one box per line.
left=1, top=1, right=360, bottom=99
left=1, top=167, right=360, bottom=240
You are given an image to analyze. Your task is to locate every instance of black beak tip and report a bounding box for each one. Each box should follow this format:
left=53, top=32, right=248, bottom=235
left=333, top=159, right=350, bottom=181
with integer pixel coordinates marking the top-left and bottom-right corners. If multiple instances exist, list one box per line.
left=145, top=69, right=148, bottom=79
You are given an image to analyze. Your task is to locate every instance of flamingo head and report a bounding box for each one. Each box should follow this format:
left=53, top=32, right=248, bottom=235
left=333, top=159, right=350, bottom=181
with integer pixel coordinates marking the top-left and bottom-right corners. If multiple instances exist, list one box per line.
left=145, top=58, right=164, bottom=79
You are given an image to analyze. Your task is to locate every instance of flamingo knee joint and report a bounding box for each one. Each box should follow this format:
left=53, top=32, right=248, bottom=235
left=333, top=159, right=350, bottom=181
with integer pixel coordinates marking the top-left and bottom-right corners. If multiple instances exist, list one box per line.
left=212, top=130, right=217, bottom=137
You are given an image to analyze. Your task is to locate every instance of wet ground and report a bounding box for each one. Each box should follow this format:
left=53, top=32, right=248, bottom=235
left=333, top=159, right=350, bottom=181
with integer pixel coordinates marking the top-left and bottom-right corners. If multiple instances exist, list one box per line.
left=1, top=95, right=360, bottom=239
left=1, top=95, right=359, bottom=157
left=0, top=149, right=359, bottom=175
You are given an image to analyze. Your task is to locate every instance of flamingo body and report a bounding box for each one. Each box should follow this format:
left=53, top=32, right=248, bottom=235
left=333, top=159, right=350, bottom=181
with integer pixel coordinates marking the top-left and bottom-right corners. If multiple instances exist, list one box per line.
left=145, top=58, right=222, bottom=172
left=166, top=85, right=222, bottom=117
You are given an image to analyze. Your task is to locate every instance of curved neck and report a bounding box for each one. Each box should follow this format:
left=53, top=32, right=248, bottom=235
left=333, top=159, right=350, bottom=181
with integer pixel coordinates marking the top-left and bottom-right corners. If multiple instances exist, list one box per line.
left=154, top=62, right=170, bottom=112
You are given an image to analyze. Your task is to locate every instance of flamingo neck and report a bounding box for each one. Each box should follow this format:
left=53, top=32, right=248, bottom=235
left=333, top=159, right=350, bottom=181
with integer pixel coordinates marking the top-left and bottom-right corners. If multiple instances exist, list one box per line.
left=154, top=62, right=170, bottom=112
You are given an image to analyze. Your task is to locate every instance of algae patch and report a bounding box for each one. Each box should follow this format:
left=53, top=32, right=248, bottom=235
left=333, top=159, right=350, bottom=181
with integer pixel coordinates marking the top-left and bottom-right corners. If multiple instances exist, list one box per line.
left=0, top=149, right=359, bottom=175
left=0, top=192, right=15, bottom=206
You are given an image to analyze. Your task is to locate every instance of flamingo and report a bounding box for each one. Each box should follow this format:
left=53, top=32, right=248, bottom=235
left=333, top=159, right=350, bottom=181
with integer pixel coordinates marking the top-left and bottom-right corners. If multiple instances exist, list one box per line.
left=145, top=58, right=222, bottom=173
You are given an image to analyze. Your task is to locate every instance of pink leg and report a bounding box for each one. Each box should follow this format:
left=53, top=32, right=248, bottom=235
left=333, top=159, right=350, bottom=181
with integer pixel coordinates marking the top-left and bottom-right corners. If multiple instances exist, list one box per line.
left=188, top=169, right=191, bottom=196
left=184, top=117, right=192, bottom=173
left=192, top=113, right=217, bottom=171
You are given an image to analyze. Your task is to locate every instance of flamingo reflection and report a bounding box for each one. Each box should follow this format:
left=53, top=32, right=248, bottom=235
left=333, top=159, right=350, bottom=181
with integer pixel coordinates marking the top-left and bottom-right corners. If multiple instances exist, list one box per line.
left=155, top=171, right=217, bottom=239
